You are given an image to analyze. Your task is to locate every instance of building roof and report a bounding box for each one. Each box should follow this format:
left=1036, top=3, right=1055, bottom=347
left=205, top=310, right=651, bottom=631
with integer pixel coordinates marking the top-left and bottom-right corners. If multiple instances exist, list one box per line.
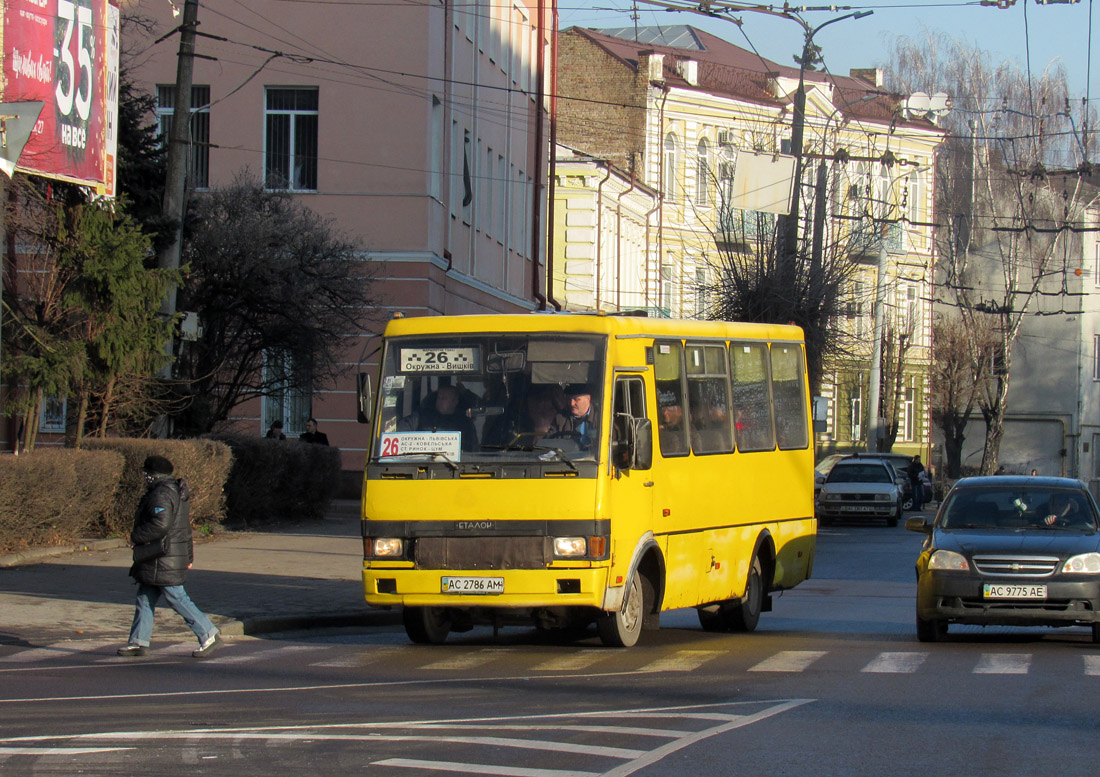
left=569, top=25, right=936, bottom=132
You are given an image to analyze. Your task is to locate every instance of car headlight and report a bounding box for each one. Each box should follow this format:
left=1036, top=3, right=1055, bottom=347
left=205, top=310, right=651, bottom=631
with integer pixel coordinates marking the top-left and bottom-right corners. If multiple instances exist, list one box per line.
left=928, top=549, right=969, bottom=571
left=371, top=537, right=405, bottom=557
left=822, top=493, right=840, bottom=502
left=553, top=537, right=587, bottom=557
left=1062, top=552, right=1100, bottom=574
left=874, top=494, right=893, bottom=502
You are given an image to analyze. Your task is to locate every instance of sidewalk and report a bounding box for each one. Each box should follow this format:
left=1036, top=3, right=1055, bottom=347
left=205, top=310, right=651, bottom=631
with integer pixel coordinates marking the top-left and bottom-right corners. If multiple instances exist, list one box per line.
left=0, top=499, right=401, bottom=647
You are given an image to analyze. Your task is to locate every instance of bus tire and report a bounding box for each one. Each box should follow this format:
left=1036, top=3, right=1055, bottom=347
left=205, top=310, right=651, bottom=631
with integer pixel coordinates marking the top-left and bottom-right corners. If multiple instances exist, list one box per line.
left=597, top=573, right=650, bottom=647
left=403, top=606, right=451, bottom=644
left=728, top=556, right=764, bottom=632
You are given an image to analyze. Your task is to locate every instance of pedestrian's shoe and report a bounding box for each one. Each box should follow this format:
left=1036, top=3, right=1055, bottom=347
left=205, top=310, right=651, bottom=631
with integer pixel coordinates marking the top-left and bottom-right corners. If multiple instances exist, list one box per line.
left=116, top=644, right=149, bottom=657
left=192, top=633, right=222, bottom=659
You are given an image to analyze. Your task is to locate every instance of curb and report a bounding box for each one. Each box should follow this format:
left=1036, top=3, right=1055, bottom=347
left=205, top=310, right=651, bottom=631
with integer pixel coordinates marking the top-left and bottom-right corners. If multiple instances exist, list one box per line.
left=0, top=539, right=128, bottom=569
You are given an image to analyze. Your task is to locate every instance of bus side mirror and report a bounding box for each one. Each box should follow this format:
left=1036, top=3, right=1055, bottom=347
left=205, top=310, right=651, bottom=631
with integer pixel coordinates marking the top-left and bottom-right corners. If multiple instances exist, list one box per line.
left=633, top=417, right=653, bottom=471
left=356, top=372, right=373, bottom=424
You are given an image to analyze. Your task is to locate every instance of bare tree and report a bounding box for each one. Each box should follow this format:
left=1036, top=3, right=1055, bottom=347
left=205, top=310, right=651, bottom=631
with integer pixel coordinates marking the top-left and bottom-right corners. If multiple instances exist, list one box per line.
left=885, top=31, right=1095, bottom=474
left=173, top=173, right=379, bottom=434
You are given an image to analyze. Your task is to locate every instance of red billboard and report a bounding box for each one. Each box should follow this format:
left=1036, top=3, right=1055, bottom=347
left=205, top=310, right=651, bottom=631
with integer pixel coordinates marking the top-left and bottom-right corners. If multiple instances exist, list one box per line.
left=3, top=0, right=119, bottom=194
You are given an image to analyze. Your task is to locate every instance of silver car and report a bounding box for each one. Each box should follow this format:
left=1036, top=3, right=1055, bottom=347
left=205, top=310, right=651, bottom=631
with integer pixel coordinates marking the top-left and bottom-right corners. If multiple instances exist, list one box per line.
left=816, top=459, right=903, bottom=527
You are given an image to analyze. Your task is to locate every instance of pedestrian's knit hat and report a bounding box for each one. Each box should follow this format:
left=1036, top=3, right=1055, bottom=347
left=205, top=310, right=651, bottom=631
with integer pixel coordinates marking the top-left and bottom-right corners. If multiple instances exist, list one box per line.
left=142, top=455, right=174, bottom=475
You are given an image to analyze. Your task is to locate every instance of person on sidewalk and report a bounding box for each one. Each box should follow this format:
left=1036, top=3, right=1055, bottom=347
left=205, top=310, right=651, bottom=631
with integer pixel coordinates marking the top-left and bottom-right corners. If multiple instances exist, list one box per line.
left=118, top=455, right=222, bottom=659
left=298, top=418, right=329, bottom=445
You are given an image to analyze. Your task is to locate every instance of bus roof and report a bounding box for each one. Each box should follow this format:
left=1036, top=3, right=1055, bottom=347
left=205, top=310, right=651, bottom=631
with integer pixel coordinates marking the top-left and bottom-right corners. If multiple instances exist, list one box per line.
left=383, top=313, right=806, bottom=342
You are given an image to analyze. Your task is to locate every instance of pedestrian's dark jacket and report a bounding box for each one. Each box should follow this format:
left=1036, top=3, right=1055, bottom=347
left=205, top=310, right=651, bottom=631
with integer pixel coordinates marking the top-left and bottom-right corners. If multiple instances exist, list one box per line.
left=907, top=459, right=925, bottom=487
left=129, top=476, right=192, bottom=587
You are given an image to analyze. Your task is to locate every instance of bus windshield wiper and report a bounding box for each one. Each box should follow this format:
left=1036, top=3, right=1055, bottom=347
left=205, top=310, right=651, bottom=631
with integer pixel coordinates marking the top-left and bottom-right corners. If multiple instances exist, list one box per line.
left=380, top=451, right=459, bottom=471
left=484, top=444, right=578, bottom=471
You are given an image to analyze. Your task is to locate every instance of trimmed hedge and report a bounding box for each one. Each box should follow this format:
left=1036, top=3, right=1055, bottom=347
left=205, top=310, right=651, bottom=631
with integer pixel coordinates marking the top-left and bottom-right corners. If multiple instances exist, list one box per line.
left=207, top=435, right=342, bottom=527
left=0, top=448, right=126, bottom=555
left=82, top=438, right=234, bottom=536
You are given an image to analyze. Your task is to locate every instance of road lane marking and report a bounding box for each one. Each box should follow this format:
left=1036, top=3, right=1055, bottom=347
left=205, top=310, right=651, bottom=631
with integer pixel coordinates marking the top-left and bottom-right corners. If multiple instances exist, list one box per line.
left=374, top=758, right=599, bottom=777
left=861, top=652, right=929, bottom=673
left=748, top=651, right=827, bottom=672
left=973, top=653, right=1031, bottom=674
left=636, top=650, right=724, bottom=673
left=0, top=747, right=133, bottom=755
left=1084, top=656, right=1100, bottom=675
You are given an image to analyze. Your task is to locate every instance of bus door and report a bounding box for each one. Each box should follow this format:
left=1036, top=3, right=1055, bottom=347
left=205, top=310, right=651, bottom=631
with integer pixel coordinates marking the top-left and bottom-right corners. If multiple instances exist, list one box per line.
left=607, top=373, right=656, bottom=601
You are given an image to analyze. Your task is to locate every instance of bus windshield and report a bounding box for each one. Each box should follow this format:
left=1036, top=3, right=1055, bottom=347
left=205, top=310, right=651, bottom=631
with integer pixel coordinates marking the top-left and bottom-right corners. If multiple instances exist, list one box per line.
left=373, top=333, right=607, bottom=464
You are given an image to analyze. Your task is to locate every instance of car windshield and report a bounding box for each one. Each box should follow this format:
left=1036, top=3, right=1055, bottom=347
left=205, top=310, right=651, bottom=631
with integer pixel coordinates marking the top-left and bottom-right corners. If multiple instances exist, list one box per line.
left=940, top=487, right=1099, bottom=531
left=373, top=333, right=607, bottom=466
left=827, top=464, right=891, bottom=484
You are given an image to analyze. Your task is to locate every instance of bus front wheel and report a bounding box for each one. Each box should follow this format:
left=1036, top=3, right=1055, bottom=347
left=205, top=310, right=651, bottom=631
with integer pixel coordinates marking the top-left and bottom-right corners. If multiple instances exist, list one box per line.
left=403, top=606, right=451, bottom=644
left=597, top=574, right=650, bottom=647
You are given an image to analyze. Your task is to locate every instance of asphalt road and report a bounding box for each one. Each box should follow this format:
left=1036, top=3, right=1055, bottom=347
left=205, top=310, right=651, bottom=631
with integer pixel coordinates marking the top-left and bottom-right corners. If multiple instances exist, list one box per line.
left=2, top=518, right=1099, bottom=777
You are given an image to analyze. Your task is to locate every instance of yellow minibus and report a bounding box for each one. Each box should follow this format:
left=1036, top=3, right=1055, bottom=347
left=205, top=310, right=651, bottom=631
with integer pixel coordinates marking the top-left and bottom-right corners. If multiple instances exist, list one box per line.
left=359, top=313, right=816, bottom=646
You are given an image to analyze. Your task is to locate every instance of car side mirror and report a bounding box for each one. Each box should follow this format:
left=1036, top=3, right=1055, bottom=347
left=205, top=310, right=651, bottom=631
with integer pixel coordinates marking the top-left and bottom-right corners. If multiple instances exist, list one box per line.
left=905, top=516, right=931, bottom=534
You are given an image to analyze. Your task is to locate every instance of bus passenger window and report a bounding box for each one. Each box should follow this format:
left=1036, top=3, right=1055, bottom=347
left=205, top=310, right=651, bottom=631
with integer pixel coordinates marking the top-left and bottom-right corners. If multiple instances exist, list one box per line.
left=686, top=344, right=734, bottom=454
left=771, top=345, right=809, bottom=450
left=654, top=341, right=689, bottom=456
left=730, top=343, right=775, bottom=452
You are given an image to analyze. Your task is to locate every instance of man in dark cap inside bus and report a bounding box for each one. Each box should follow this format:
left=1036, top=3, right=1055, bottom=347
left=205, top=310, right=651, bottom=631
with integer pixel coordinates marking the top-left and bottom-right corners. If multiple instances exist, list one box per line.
left=561, top=384, right=599, bottom=451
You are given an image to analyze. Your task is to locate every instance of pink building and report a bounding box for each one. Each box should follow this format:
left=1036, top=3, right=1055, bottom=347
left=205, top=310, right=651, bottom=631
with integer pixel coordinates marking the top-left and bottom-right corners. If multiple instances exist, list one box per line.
left=96, top=0, right=554, bottom=476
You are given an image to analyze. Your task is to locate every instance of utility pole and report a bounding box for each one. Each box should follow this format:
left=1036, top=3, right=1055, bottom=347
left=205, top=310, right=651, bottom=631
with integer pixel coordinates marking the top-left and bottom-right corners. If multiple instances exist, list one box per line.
left=157, top=0, right=199, bottom=369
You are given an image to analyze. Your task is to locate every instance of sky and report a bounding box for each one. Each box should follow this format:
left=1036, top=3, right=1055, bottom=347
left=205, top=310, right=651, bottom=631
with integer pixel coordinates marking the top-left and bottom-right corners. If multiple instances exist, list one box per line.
left=557, top=0, right=1099, bottom=103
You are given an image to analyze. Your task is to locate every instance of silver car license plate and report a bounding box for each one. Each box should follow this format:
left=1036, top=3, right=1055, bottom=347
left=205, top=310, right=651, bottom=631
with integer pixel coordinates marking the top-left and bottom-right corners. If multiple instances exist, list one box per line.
left=441, top=576, right=504, bottom=594
left=983, top=584, right=1046, bottom=599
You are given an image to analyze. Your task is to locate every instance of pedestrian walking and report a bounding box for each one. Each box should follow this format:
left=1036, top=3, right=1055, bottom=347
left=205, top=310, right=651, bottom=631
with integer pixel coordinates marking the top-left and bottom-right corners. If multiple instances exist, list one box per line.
left=298, top=417, right=330, bottom=445
left=117, top=455, right=222, bottom=659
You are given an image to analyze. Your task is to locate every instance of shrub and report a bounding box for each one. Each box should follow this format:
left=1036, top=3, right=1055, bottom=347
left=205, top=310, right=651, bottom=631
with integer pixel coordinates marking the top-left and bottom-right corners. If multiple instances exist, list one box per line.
left=0, top=448, right=125, bottom=554
left=207, top=434, right=342, bottom=527
left=82, top=438, right=233, bottom=535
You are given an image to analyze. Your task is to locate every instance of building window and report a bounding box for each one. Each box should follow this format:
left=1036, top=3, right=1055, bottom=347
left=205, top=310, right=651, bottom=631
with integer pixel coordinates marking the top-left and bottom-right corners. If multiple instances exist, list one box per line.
left=1094, top=242, right=1100, bottom=288
left=156, top=85, right=210, bottom=189
left=696, top=138, right=710, bottom=206
left=694, top=267, right=707, bottom=318
left=1094, top=334, right=1100, bottom=380
left=39, top=395, right=67, bottom=434
left=902, top=384, right=915, bottom=442
left=850, top=384, right=863, bottom=442
left=663, top=132, right=678, bottom=201
left=263, top=350, right=311, bottom=436
left=430, top=96, right=443, bottom=199
left=660, top=263, right=676, bottom=315
left=264, top=87, right=318, bottom=191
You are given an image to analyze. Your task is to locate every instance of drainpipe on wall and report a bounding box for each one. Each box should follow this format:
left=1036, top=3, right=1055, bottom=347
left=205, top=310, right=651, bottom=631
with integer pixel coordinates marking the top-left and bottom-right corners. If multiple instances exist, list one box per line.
left=594, top=162, right=613, bottom=310
left=616, top=172, right=638, bottom=311
left=530, top=0, right=548, bottom=310
left=654, top=83, right=669, bottom=314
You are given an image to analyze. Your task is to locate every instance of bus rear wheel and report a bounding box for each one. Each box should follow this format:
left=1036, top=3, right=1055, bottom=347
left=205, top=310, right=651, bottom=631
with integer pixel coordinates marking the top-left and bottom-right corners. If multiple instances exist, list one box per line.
left=403, top=606, right=451, bottom=644
left=728, top=556, right=763, bottom=632
left=597, top=574, right=650, bottom=647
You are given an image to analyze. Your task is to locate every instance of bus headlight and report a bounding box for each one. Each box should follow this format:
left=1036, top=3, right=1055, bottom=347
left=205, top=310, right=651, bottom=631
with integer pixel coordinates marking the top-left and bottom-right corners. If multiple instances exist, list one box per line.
left=371, top=538, right=405, bottom=558
left=553, top=537, right=587, bottom=557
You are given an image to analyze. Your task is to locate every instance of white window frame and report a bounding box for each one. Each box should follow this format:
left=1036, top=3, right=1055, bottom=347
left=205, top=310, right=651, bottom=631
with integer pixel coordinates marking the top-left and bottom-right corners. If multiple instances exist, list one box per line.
left=263, top=350, right=311, bottom=436
left=156, top=84, right=210, bottom=190
left=850, top=384, right=863, bottom=442
left=39, top=394, right=67, bottom=434
left=264, top=87, right=318, bottom=192
left=696, top=137, right=710, bottom=207
left=663, top=132, right=678, bottom=201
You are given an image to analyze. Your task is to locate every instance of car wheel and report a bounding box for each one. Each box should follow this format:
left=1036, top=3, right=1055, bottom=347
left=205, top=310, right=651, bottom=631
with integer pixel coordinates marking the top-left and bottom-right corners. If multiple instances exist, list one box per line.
left=403, top=606, right=452, bottom=644
left=916, top=614, right=947, bottom=643
left=598, top=573, right=650, bottom=647
left=901, top=495, right=914, bottom=511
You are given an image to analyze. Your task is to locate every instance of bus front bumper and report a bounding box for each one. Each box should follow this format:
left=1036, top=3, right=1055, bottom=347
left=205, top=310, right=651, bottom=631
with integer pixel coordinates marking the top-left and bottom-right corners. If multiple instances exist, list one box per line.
left=363, top=566, right=612, bottom=610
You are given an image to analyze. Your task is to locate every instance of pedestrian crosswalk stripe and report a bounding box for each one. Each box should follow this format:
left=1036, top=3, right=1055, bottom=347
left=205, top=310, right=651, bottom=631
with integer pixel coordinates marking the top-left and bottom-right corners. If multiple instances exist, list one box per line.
left=312, top=648, right=404, bottom=668
left=861, top=652, right=928, bottom=674
left=973, top=653, right=1031, bottom=674
left=1083, top=656, right=1100, bottom=675
left=748, top=651, right=827, bottom=673
left=422, top=650, right=507, bottom=670
left=0, top=640, right=115, bottom=663
left=637, top=650, right=725, bottom=673
left=530, top=650, right=607, bottom=672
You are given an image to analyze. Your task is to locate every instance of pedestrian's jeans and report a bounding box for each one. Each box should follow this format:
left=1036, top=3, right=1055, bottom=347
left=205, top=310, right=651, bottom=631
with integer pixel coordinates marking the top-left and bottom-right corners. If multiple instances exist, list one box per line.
left=127, top=583, right=218, bottom=647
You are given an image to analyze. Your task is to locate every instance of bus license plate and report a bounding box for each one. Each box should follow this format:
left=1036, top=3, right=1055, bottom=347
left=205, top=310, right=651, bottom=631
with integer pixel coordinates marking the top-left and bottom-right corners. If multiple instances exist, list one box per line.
left=441, top=577, right=504, bottom=594
left=983, top=584, right=1046, bottom=599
